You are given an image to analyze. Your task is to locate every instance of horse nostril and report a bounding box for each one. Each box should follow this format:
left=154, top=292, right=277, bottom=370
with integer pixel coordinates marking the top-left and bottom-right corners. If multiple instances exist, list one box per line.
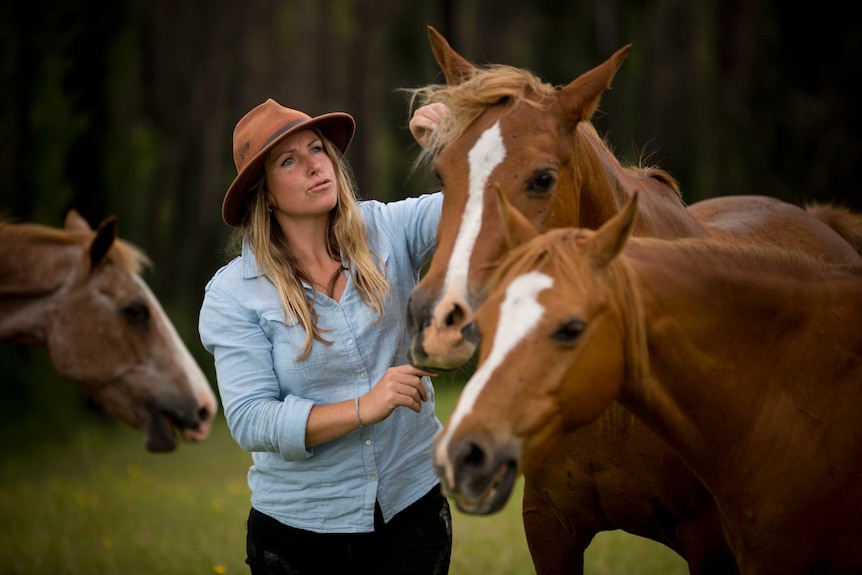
left=445, top=302, right=466, bottom=328
left=462, top=440, right=486, bottom=469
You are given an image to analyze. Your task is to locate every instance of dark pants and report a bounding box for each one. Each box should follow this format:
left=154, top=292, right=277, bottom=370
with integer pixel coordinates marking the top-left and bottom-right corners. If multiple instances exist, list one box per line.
left=246, top=486, right=452, bottom=575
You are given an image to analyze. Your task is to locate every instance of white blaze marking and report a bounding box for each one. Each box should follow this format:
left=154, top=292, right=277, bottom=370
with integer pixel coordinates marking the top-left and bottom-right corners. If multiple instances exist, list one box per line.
left=136, top=276, right=217, bottom=415
left=443, top=122, right=506, bottom=298
left=437, top=271, right=553, bottom=484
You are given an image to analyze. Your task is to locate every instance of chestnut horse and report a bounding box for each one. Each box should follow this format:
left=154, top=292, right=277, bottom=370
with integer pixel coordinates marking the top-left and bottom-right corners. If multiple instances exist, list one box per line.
left=433, top=194, right=862, bottom=574
left=0, top=210, right=217, bottom=452
left=405, top=27, right=862, bottom=574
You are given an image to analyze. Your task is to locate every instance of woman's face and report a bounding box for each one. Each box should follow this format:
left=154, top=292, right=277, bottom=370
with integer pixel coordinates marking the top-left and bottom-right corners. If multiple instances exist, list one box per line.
left=265, top=129, right=338, bottom=221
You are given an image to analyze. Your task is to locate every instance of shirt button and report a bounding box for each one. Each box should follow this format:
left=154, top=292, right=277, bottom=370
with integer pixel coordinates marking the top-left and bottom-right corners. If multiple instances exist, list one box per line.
left=365, top=439, right=372, bottom=446
left=347, top=338, right=354, bottom=345
left=371, top=475, right=377, bottom=482
left=359, top=372, right=367, bottom=379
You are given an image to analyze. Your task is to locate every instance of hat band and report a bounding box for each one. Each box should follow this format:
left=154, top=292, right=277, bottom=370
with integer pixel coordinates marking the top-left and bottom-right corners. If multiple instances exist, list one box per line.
left=261, top=118, right=308, bottom=150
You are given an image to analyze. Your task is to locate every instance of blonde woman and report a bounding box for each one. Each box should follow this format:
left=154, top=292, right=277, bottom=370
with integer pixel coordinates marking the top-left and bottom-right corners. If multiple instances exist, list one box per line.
left=199, top=99, right=450, bottom=574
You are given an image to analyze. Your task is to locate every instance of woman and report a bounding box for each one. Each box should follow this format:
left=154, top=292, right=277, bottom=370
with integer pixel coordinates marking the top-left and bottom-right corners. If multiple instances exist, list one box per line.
left=199, top=98, right=451, bottom=574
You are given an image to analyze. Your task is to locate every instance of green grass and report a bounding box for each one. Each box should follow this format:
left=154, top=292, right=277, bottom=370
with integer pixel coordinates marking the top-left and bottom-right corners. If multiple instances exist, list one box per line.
left=0, top=381, right=688, bottom=574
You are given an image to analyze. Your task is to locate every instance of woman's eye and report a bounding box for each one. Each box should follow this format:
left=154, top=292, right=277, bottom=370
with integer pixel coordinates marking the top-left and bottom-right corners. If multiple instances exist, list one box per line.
left=281, top=157, right=294, bottom=166
left=311, top=145, right=323, bottom=154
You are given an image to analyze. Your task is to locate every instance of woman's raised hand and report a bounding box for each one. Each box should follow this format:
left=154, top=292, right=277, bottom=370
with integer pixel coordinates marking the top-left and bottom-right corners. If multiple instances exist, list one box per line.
left=409, top=102, right=449, bottom=149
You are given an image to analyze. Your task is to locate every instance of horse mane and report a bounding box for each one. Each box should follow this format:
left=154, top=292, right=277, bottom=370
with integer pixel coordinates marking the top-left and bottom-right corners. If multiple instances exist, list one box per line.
left=579, top=121, right=681, bottom=197
left=405, top=63, right=680, bottom=196
left=805, top=202, right=862, bottom=255
left=0, top=219, right=151, bottom=275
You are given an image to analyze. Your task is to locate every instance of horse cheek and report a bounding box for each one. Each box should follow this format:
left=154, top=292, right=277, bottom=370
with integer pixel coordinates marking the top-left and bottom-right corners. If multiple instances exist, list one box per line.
left=558, top=325, right=625, bottom=428
left=44, top=306, right=98, bottom=385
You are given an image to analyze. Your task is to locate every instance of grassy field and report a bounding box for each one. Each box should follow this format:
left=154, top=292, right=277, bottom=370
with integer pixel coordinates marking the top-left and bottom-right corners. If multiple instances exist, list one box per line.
left=0, top=380, right=688, bottom=574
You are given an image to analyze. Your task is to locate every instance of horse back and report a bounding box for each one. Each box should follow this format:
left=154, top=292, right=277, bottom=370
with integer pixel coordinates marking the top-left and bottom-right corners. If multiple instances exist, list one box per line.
left=688, top=195, right=862, bottom=264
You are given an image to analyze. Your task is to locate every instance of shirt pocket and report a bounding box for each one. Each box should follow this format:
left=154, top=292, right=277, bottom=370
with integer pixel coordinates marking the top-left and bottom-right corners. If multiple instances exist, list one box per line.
left=259, top=309, right=329, bottom=375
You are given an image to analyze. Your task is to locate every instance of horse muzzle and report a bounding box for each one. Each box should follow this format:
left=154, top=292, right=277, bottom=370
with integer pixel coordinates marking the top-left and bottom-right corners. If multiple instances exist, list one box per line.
left=434, top=433, right=520, bottom=515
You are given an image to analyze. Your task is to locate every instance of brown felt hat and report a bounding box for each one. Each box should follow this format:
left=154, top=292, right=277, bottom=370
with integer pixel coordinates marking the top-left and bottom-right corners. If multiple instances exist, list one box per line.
left=222, top=98, right=356, bottom=226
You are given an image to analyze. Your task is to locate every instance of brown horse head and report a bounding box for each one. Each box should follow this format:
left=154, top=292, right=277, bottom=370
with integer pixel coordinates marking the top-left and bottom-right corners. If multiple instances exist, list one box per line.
left=432, top=195, right=639, bottom=513
left=406, top=26, right=631, bottom=371
left=0, top=210, right=218, bottom=452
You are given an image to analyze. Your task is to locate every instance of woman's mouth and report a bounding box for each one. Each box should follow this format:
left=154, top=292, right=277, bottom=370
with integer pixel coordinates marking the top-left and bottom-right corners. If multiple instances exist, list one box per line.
left=309, top=179, right=331, bottom=192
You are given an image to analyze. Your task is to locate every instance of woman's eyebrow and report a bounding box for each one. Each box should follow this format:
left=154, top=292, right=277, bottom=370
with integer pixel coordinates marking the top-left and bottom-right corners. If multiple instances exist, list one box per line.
left=276, top=137, right=322, bottom=157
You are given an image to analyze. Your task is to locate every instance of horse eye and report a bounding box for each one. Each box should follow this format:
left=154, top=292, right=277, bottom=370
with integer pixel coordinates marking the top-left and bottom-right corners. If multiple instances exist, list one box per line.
left=527, top=170, right=556, bottom=195
left=433, top=170, right=444, bottom=186
left=553, top=318, right=585, bottom=343
left=122, top=301, right=150, bottom=327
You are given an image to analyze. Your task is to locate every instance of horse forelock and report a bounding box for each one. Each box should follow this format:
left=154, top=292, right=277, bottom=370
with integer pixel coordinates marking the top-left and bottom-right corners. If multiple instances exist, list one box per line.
left=408, top=64, right=556, bottom=169
left=1, top=221, right=151, bottom=275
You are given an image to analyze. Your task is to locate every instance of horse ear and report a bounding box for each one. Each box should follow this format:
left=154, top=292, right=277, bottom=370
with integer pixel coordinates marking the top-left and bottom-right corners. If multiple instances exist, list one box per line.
left=64, top=209, right=92, bottom=232
left=89, top=216, right=117, bottom=268
left=427, top=26, right=476, bottom=86
left=585, top=192, right=638, bottom=269
left=494, top=184, right=539, bottom=249
left=557, top=44, right=631, bottom=125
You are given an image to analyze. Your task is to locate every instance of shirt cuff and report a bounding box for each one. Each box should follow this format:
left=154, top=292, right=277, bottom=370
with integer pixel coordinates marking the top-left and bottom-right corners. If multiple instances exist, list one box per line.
left=277, top=396, right=315, bottom=461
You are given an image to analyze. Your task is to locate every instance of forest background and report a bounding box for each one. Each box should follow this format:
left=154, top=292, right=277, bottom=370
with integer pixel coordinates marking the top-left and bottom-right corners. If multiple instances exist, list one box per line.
left=1, top=0, right=859, bottom=434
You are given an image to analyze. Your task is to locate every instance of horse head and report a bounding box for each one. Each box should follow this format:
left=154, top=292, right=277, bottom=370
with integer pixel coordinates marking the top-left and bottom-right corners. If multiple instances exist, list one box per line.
left=432, top=194, right=639, bottom=513
left=1, top=210, right=217, bottom=452
left=406, top=26, right=630, bottom=371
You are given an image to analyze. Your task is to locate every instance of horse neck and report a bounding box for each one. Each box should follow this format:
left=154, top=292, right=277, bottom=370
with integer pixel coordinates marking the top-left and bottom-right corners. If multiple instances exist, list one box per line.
left=0, top=232, right=79, bottom=344
left=552, top=124, right=705, bottom=238
left=616, top=241, right=862, bottom=475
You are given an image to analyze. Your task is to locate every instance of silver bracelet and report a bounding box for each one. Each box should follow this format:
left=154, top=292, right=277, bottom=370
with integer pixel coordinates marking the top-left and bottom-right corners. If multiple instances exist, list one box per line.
left=354, top=396, right=364, bottom=428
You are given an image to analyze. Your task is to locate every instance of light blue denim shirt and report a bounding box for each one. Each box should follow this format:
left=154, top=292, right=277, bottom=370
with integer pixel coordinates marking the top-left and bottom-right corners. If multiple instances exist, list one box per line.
left=199, top=192, right=443, bottom=533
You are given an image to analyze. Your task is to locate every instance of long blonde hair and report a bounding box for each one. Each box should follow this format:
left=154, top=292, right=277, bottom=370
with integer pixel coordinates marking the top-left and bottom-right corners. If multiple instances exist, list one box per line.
left=228, top=132, right=389, bottom=360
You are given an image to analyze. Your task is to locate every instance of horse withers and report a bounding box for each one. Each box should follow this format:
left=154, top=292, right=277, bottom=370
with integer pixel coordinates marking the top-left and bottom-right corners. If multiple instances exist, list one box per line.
left=435, top=193, right=862, bottom=573
left=0, top=210, right=217, bottom=452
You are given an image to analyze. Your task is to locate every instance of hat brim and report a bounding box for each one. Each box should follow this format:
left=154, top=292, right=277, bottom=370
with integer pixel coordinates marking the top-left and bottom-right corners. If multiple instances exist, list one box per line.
left=222, top=112, right=356, bottom=227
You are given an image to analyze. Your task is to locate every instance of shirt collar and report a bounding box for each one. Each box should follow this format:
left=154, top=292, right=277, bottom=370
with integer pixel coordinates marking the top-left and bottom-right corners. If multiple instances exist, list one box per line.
left=241, top=237, right=263, bottom=279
